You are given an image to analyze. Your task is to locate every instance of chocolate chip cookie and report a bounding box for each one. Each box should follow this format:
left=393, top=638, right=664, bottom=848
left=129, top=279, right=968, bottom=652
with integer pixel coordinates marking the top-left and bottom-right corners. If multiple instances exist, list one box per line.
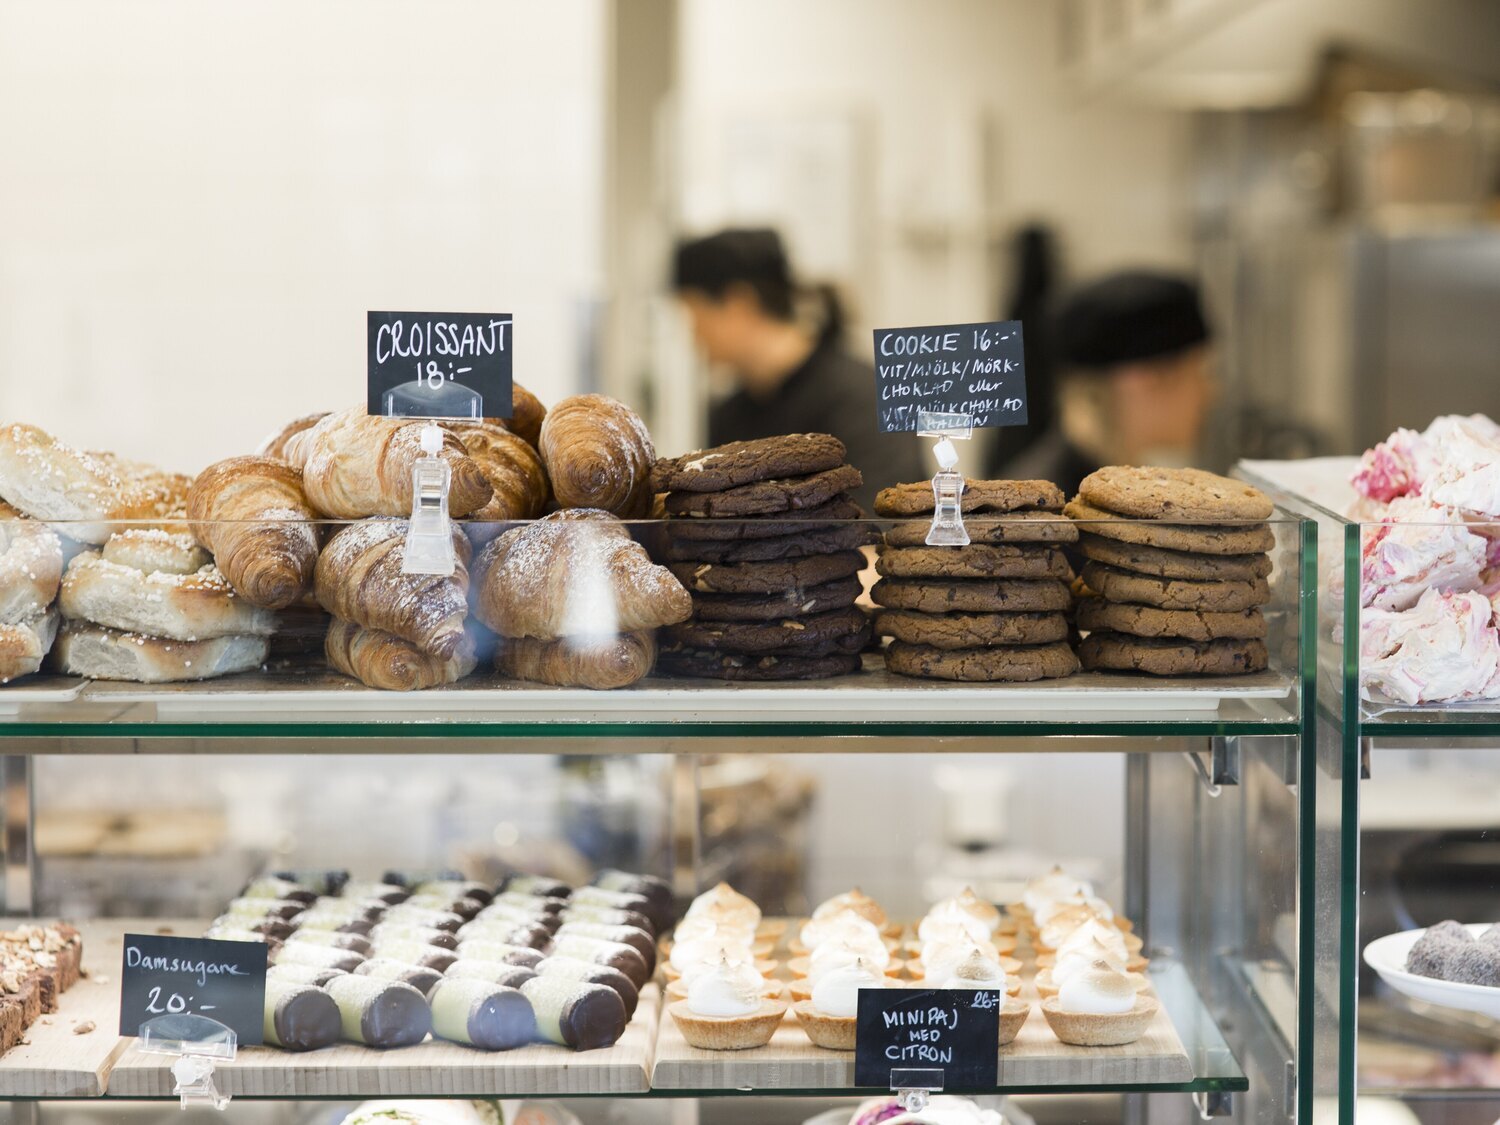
left=656, top=648, right=863, bottom=681
left=662, top=522, right=877, bottom=563
left=1076, top=597, right=1267, bottom=642
left=651, top=434, right=847, bottom=493
left=1064, top=498, right=1276, bottom=556
left=1078, top=533, right=1271, bottom=582
left=1078, top=466, right=1274, bottom=521
left=664, top=465, right=863, bottom=517
left=690, top=575, right=863, bottom=622
left=1078, top=631, right=1269, bottom=676
left=663, top=606, right=872, bottom=656
left=884, top=640, right=1080, bottom=682
left=874, top=479, right=1065, bottom=517
left=871, top=577, right=1073, bottom=614
left=1081, top=561, right=1270, bottom=612
left=874, top=609, right=1069, bottom=649
left=664, top=496, right=864, bottom=540
left=668, top=551, right=866, bottom=595
left=883, top=512, right=1079, bottom=547
left=876, top=545, right=1073, bottom=581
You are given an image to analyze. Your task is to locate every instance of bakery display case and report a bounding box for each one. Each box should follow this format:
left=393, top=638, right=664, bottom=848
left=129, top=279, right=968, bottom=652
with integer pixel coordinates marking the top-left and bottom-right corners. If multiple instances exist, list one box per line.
left=1242, top=416, right=1500, bottom=1125
left=0, top=497, right=1321, bottom=1125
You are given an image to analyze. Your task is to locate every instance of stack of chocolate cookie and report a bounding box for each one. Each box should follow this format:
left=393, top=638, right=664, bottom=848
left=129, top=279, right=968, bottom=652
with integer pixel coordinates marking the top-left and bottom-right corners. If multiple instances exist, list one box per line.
left=870, top=479, right=1081, bottom=682
left=1066, top=467, right=1275, bottom=676
left=649, top=434, right=877, bottom=680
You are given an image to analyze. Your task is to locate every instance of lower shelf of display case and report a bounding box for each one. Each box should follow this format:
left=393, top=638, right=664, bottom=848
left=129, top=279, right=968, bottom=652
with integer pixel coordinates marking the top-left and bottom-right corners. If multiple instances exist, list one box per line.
left=1, top=920, right=1250, bottom=1102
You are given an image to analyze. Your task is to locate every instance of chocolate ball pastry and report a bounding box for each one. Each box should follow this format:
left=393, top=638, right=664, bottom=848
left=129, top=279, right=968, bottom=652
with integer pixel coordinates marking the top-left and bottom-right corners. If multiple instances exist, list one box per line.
left=430, top=978, right=537, bottom=1050
left=225, top=896, right=306, bottom=922
left=454, top=939, right=546, bottom=969
left=594, top=869, right=673, bottom=914
left=554, top=923, right=655, bottom=973
left=382, top=905, right=465, bottom=933
left=537, top=957, right=639, bottom=1018
left=268, top=963, right=347, bottom=988
left=559, top=905, right=655, bottom=936
left=520, top=976, right=628, bottom=1050
left=340, top=881, right=411, bottom=905
left=263, top=980, right=341, bottom=1052
left=242, top=877, right=318, bottom=905
left=503, top=874, right=573, bottom=899
left=356, top=958, right=443, bottom=997
left=370, top=923, right=459, bottom=951
left=570, top=886, right=661, bottom=929
left=471, top=905, right=561, bottom=934
left=368, top=938, right=456, bottom=972
left=460, top=918, right=557, bottom=945
left=414, top=879, right=495, bottom=905
left=445, top=959, right=538, bottom=990
left=284, top=929, right=372, bottom=956
left=325, top=975, right=432, bottom=1048
left=210, top=915, right=294, bottom=941
left=494, top=892, right=567, bottom=914
left=275, top=943, right=366, bottom=973
left=403, top=894, right=485, bottom=921
left=548, top=936, right=650, bottom=988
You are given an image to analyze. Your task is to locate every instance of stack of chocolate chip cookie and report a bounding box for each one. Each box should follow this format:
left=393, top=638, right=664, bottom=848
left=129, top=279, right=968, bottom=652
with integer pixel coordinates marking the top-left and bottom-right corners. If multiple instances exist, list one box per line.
left=1066, top=467, right=1275, bottom=676
left=870, top=479, right=1081, bottom=682
left=649, top=434, right=877, bottom=680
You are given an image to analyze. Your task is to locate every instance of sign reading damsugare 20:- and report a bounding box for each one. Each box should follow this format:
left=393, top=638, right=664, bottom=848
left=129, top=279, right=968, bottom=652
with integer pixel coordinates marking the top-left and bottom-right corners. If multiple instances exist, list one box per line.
left=119, top=932, right=268, bottom=1043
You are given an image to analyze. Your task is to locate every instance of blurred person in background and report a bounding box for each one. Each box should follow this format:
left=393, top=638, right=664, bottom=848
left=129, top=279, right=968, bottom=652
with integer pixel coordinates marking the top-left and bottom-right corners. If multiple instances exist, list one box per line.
left=672, top=228, right=926, bottom=509
left=988, top=223, right=1062, bottom=479
left=1005, top=270, right=1215, bottom=498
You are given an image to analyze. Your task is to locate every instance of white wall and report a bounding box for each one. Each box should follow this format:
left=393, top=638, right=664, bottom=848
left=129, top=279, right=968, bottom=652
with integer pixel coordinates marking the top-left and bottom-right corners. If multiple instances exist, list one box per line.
left=675, top=0, right=1196, bottom=340
left=0, top=0, right=604, bottom=473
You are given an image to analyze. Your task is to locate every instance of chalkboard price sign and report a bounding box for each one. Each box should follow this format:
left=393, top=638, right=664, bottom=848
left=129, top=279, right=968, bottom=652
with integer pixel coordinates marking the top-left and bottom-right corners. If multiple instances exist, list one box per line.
left=873, top=320, right=1027, bottom=433
left=367, top=311, right=514, bottom=420
left=119, top=933, right=268, bottom=1044
left=854, top=988, right=1000, bottom=1090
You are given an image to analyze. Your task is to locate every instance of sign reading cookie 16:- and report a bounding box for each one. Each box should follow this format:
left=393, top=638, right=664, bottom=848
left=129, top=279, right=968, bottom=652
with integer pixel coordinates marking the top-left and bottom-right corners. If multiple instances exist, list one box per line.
left=367, top=311, right=514, bottom=420
left=873, top=320, right=1028, bottom=433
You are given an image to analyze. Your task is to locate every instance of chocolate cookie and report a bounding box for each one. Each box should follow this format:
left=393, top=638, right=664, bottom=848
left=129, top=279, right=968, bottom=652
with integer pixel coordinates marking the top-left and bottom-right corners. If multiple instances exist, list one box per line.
left=874, top=479, right=1065, bottom=517
left=1076, top=597, right=1267, bottom=642
left=664, top=496, right=864, bottom=541
left=690, top=575, right=863, bottom=621
left=871, top=578, right=1072, bottom=614
left=1079, top=466, right=1273, bottom=521
left=874, top=609, right=1069, bottom=649
left=883, top=512, right=1079, bottom=547
left=664, top=465, right=863, bottom=517
left=1064, top=498, right=1276, bottom=556
left=651, top=434, right=847, bottom=493
left=662, top=522, right=877, bottom=564
left=669, top=551, right=866, bottom=595
left=1078, top=533, right=1272, bottom=582
left=1081, top=561, right=1270, bottom=612
left=1078, top=631, right=1269, bottom=676
left=663, top=606, right=871, bottom=656
left=656, top=648, right=863, bottom=681
left=884, top=640, right=1079, bottom=682
left=876, top=545, right=1073, bottom=581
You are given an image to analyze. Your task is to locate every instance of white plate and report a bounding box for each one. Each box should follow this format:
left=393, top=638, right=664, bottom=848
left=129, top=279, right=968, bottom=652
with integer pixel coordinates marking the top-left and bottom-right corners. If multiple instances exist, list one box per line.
left=1363, top=923, right=1500, bottom=1018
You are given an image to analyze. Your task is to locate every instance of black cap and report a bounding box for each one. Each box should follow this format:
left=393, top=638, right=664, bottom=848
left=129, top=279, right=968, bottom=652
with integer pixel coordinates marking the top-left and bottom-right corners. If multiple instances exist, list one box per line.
left=672, top=229, right=791, bottom=297
left=1056, top=271, right=1210, bottom=369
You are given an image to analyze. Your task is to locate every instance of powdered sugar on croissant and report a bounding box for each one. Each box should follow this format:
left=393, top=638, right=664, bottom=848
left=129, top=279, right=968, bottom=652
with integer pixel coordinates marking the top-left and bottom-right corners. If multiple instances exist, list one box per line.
left=538, top=395, right=655, bottom=518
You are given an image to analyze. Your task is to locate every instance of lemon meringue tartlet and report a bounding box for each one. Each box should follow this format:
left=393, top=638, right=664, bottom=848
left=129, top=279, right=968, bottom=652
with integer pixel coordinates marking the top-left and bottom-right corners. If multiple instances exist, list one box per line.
left=811, top=888, right=902, bottom=938
left=668, top=958, right=788, bottom=1051
left=793, top=959, right=892, bottom=1050
left=1040, top=960, right=1159, bottom=1046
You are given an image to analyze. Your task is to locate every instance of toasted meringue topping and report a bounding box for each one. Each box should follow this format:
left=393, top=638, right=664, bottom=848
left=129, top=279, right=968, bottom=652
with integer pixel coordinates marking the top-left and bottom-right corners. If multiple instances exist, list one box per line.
left=799, top=909, right=884, bottom=952
left=1056, top=959, right=1136, bottom=1015
left=669, top=929, right=755, bottom=973
left=686, top=956, right=765, bottom=1018
left=685, top=882, right=761, bottom=927
left=939, top=949, right=1008, bottom=991
left=1034, top=892, right=1114, bottom=929
left=921, top=940, right=1000, bottom=985
left=918, top=911, right=992, bottom=947
left=811, top=888, right=889, bottom=931
left=673, top=911, right=758, bottom=946
left=1053, top=937, right=1129, bottom=983
left=811, top=958, right=886, bottom=1018
left=810, top=933, right=890, bottom=974
left=1056, top=919, right=1128, bottom=963
left=1022, top=866, right=1092, bottom=915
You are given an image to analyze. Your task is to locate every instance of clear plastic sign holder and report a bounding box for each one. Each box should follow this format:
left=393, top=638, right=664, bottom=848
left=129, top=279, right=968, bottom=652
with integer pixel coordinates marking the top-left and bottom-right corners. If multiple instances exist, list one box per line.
left=137, top=1013, right=237, bottom=1110
left=402, top=423, right=457, bottom=576
left=889, top=1067, right=946, bottom=1117
left=916, top=410, right=973, bottom=547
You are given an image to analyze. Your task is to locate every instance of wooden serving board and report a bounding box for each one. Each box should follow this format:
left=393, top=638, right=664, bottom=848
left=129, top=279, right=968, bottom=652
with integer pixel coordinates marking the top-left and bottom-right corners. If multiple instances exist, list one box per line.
left=0, top=920, right=133, bottom=1097
left=108, top=982, right=660, bottom=1098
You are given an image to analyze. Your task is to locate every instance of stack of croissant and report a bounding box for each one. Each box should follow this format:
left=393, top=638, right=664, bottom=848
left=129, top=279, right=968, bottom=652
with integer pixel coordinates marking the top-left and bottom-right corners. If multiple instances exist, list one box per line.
left=0, top=384, right=691, bottom=690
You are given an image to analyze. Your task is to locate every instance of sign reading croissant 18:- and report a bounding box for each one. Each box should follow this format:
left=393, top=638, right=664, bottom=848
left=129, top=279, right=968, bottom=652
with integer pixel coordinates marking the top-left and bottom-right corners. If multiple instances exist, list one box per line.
left=367, top=311, right=514, bottom=420
left=873, top=320, right=1028, bottom=433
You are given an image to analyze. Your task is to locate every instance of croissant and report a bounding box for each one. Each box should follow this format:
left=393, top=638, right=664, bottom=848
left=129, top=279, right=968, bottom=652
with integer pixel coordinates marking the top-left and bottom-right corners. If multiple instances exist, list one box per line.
left=484, top=382, right=547, bottom=448
left=495, top=631, right=656, bottom=690
left=187, top=456, right=320, bottom=609
left=448, top=422, right=550, bottom=523
left=0, top=424, right=186, bottom=543
left=325, top=617, right=478, bottom=691
left=257, top=412, right=330, bottom=462
left=473, top=510, right=690, bottom=639
left=537, top=395, right=654, bottom=517
left=314, top=519, right=471, bottom=658
left=289, top=407, right=493, bottom=519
